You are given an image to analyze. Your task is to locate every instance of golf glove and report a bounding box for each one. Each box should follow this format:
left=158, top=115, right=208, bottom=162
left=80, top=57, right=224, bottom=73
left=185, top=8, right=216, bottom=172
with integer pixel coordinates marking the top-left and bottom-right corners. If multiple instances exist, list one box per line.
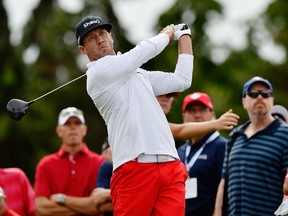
left=173, top=23, right=191, bottom=41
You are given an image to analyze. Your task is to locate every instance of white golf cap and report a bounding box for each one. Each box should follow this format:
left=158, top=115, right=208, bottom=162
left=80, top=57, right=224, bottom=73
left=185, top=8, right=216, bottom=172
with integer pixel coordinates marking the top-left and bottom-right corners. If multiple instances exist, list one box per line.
left=58, top=107, right=85, bottom=126
left=0, top=186, right=6, bottom=198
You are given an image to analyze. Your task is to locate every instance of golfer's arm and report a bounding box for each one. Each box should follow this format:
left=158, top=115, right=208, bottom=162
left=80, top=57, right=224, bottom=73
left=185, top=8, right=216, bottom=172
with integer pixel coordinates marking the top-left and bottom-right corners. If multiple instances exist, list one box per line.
left=213, top=178, right=225, bottom=216
left=169, top=120, right=218, bottom=140
left=178, top=34, right=192, bottom=55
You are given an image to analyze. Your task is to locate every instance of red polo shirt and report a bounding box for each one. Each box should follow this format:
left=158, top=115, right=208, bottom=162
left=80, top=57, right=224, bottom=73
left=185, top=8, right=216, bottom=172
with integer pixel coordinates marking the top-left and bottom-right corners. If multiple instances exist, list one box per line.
left=4, top=209, right=20, bottom=216
left=34, top=143, right=105, bottom=197
left=0, top=168, right=35, bottom=216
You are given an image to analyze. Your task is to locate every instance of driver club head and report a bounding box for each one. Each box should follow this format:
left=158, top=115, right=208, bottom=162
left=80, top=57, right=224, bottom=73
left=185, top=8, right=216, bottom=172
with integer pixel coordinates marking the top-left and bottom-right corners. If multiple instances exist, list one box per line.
left=6, top=99, right=34, bottom=121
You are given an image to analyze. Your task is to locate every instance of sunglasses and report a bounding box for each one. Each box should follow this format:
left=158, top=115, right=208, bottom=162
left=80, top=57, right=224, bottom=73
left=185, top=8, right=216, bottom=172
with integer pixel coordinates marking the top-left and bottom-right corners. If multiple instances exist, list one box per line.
left=246, top=90, right=273, bottom=99
left=61, top=110, right=83, bottom=117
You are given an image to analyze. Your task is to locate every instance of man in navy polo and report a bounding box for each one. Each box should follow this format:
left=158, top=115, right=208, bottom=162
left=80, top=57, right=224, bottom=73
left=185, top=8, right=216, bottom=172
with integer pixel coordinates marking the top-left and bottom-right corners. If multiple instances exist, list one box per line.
left=214, top=76, right=288, bottom=216
left=178, top=92, right=227, bottom=216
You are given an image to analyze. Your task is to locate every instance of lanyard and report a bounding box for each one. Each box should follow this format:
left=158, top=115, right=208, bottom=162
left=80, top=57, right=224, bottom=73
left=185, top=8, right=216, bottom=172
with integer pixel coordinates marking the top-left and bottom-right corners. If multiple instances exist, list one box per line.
left=185, top=131, right=220, bottom=172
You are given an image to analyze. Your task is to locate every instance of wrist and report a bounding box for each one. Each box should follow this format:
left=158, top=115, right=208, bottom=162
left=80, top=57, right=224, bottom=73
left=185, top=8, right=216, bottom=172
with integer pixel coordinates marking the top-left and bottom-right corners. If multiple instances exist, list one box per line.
left=211, top=119, right=219, bottom=130
left=57, top=193, right=66, bottom=205
left=179, top=34, right=192, bottom=39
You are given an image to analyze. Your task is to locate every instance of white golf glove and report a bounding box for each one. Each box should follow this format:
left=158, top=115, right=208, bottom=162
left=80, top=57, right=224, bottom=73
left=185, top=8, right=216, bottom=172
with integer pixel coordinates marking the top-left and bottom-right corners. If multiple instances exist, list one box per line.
left=173, top=23, right=191, bottom=41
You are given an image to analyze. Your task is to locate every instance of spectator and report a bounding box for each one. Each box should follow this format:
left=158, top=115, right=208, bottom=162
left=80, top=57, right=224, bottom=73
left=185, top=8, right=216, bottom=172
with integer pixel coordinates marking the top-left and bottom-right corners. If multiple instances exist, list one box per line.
left=95, top=138, right=113, bottom=216
left=97, top=138, right=112, bottom=190
left=34, top=107, right=109, bottom=216
left=272, top=105, right=288, bottom=215
left=214, top=76, right=288, bottom=216
left=0, top=168, right=36, bottom=216
left=276, top=169, right=288, bottom=216
left=100, top=137, right=112, bottom=163
left=272, top=104, right=288, bottom=123
left=0, top=186, right=20, bottom=216
left=177, top=92, right=227, bottom=216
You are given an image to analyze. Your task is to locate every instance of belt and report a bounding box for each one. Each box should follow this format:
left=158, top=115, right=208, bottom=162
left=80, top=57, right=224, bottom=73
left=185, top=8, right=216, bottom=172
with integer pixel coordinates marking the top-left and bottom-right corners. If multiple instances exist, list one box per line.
left=133, top=154, right=176, bottom=163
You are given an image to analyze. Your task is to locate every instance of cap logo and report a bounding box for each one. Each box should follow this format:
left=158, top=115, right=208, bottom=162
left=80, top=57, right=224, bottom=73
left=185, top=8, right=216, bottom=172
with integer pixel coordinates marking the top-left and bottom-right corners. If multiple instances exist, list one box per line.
left=83, top=19, right=101, bottom=28
left=190, top=93, right=201, bottom=100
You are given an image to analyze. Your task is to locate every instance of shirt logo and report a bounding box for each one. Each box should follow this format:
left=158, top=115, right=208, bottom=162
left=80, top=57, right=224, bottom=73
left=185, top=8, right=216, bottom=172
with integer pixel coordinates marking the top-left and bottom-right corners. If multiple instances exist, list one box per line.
left=198, top=154, right=208, bottom=160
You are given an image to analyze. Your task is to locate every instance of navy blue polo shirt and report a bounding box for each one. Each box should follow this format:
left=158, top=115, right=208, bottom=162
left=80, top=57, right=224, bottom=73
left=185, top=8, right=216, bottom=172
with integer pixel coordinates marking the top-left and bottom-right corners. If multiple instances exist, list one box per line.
left=178, top=132, right=226, bottom=216
left=223, top=119, right=288, bottom=216
left=96, top=160, right=113, bottom=216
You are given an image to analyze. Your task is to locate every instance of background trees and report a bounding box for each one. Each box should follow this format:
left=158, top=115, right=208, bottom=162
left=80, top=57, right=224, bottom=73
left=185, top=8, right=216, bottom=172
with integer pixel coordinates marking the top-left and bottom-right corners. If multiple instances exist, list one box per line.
left=1, top=0, right=287, bottom=182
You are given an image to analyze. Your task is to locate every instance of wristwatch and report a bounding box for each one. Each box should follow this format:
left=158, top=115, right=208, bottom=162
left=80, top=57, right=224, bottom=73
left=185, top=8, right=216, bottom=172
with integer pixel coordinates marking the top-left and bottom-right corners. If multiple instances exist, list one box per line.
left=57, top=193, right=66, bottom=205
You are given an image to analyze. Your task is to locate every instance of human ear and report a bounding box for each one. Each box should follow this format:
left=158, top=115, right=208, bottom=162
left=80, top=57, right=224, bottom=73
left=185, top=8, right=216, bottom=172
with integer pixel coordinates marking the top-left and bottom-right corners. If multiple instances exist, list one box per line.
left=78, top=45, right=87, bottom=55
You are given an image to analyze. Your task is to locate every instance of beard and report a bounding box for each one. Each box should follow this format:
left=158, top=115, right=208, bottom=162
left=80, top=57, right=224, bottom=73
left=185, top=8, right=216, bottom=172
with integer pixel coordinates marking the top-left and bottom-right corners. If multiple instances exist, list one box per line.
left=251, top=108, right=268, bottom=120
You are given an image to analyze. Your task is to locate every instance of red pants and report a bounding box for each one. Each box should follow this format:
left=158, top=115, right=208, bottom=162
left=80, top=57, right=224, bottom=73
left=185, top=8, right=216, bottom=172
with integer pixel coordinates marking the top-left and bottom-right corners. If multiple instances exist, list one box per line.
left=110, top=160, right=187, bottom=216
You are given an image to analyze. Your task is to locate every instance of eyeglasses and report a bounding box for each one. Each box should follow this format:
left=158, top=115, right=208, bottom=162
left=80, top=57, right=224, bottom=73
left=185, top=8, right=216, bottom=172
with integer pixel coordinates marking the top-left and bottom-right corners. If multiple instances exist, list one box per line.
left=185, top=107, right=210, bottom=114
left=61, top=109, right=83, bottom=118
left=63, top=120, right=83, bottom=126
left=246, top=90, right=273, bottom=99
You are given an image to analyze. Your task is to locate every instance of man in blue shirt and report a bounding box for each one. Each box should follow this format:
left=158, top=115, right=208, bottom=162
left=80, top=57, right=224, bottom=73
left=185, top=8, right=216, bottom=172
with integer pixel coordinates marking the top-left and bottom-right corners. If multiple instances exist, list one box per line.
left=96, top=138, right=113, bottom=216
left=178, top=92, right=226, bottom=216
left=214, top=76, right=288, bottom=216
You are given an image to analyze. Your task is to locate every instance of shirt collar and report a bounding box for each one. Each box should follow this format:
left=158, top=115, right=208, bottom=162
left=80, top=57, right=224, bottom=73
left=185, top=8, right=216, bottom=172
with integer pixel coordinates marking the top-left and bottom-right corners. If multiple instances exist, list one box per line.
left=58, top=143, right=89, bottom=158
left=235, top=118, right=282, bottom=136
left=188, top=131, right=216, bottom=147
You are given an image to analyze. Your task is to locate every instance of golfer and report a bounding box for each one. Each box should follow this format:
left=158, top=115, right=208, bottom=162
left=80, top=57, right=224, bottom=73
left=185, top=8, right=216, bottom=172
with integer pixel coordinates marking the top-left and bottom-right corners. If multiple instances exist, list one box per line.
left=76, top=16, right=193, bottom=216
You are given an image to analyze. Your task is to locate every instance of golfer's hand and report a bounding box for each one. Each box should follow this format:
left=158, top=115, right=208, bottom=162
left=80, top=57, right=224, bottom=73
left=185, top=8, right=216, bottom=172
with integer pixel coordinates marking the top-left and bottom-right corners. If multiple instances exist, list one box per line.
left=161, top=25, right=174, bottom=43
left=173, top=23, right=191, bottom=40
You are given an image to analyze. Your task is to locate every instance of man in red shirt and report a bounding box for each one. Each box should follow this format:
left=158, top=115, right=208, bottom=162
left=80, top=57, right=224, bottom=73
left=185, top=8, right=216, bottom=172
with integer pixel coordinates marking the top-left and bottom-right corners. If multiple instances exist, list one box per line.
left=0, top=168, right=36, bottom=216
left=0, top=186, right=23, bottom=216
left=34, top=107, right=109, bottom=215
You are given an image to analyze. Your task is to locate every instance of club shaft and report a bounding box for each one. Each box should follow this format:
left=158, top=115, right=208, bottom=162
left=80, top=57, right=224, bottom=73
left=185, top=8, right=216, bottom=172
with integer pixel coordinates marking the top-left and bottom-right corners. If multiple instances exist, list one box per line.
left=30, top=73, right=87, bottom=103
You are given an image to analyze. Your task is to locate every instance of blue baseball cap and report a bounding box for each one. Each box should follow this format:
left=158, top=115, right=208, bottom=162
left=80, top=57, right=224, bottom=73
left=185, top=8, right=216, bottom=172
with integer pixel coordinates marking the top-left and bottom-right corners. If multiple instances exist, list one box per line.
left=242, top=76, right=273, bottom=98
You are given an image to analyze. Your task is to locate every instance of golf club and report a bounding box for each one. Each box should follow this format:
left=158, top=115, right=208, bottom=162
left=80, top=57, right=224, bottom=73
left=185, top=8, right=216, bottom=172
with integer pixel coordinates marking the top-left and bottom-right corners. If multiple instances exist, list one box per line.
left=7, top=73, right=87, bottom=121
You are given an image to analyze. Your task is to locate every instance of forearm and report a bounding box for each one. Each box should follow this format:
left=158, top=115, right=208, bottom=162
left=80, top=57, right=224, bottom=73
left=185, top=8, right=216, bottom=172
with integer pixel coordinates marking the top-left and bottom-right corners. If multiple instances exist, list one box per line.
left=170, top=121, right=217, bottom=140
left=173, top=32, right=193, bottom=91
left=144, top=33, right=170, bottom=57
left=213, top=178, right=225, bottom=216
left=35, top=197, right=77, bottom=216
left=284, top=178, right=288, bottom=195
left=91, top=188, right=111, bottom=204
left=62, top=196, right=101, bottom=215
left=178, top=34, right=193, bottom=55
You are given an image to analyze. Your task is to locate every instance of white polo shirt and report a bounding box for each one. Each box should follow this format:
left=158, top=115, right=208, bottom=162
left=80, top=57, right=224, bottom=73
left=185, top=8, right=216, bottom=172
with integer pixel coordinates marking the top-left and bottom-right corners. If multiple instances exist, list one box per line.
left=86, top=33, right=193, bottom=170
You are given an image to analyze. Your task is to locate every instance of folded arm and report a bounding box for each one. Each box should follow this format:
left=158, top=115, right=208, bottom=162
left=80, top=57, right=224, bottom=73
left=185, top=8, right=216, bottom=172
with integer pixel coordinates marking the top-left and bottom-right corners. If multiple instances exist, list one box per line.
left=36, top=189, right=111, bottom=216
left=35, top=197, right=78, bottom=216
left=99, top=202, right=114, bottom=213
left=52, top=195, right=102, bottom=215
